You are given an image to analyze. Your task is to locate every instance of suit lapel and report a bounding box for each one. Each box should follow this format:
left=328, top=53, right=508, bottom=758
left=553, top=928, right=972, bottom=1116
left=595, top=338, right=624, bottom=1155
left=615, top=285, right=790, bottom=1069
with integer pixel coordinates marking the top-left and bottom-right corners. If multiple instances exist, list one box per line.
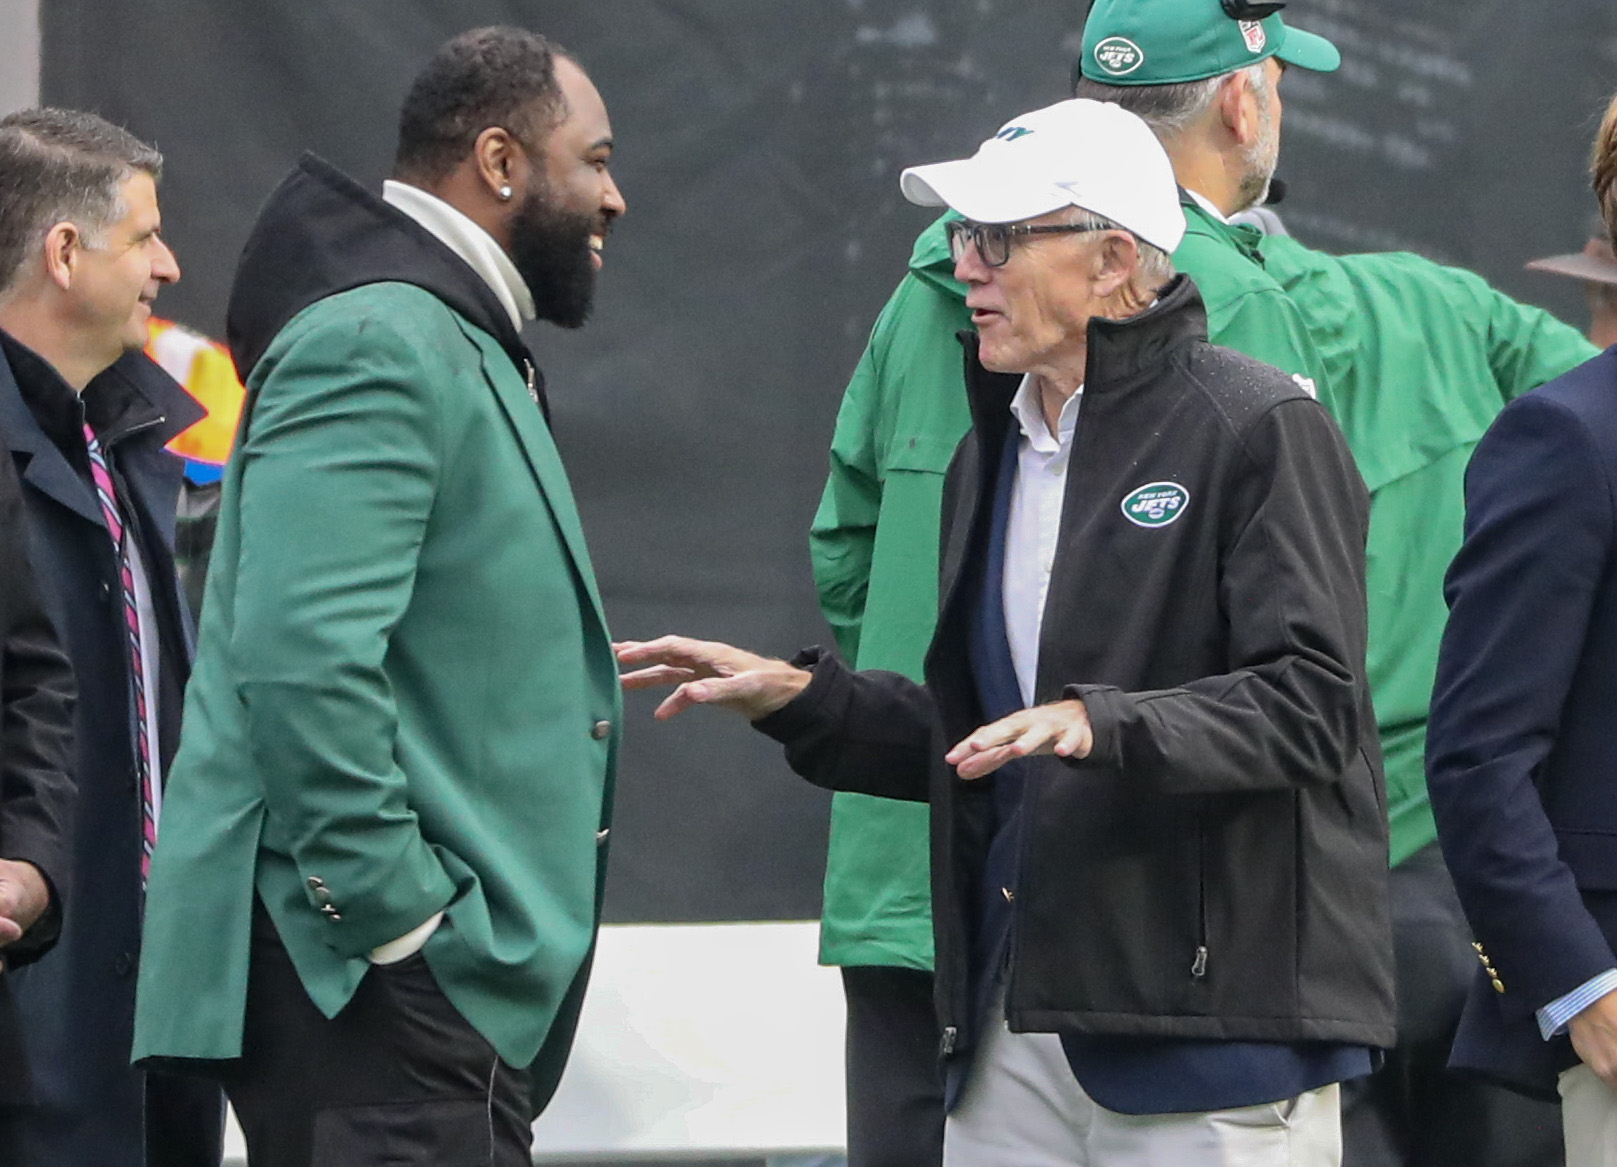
left=0, top=354, right=105, bottom=529
left=460, top=324, right=609, bottom=634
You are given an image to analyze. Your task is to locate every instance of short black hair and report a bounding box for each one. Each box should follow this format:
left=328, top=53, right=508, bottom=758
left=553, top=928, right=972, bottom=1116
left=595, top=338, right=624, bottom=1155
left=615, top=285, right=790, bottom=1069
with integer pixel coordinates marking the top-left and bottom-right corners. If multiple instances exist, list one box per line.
left=394, top=26, right=573, bottom=184
left=0, top=108, right=163, bottom=298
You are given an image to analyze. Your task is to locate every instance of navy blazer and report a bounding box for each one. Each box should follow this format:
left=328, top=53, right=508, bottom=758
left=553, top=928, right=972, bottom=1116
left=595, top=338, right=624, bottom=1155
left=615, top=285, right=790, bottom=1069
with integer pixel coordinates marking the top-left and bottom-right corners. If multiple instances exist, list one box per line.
left=1428, top=345, right=1617, bottom=1099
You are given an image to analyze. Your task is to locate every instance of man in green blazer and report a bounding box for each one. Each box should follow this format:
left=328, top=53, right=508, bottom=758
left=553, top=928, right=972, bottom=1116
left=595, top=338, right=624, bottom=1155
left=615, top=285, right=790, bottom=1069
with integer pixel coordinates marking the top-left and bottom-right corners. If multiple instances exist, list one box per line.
left=131, top=27, right=627, bottom=1166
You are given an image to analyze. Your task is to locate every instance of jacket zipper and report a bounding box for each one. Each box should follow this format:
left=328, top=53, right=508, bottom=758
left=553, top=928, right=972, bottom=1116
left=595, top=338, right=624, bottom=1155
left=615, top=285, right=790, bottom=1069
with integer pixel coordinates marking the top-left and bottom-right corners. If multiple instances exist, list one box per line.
left=1191, top=816, right=1209, bottom=980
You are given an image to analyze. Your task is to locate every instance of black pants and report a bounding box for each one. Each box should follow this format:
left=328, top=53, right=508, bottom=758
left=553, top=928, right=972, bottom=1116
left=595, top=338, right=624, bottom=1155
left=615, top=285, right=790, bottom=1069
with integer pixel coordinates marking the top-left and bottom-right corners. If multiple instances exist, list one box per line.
left=1342, top=843, right=1564, bottom=1167
left=220, top=902, right=533, bottom=1167
left=843, top=965, right=945, bottom=1167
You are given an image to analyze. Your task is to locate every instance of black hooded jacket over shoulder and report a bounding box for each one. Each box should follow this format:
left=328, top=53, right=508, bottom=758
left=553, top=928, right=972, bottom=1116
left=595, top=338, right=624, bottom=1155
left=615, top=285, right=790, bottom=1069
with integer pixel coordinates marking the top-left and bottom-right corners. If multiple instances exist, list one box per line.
left=757, top=276, right=1395, bottom=1055
left=226, top=154, right=545, bottom=412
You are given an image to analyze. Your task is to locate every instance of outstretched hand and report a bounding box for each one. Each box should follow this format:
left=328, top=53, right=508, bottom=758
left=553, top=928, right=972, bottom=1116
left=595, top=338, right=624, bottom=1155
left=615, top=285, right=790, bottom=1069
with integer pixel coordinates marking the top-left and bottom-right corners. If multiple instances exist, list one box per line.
left=615, top=636, right=813, bottom=722
left=944, top=699, right=1093, bottom=780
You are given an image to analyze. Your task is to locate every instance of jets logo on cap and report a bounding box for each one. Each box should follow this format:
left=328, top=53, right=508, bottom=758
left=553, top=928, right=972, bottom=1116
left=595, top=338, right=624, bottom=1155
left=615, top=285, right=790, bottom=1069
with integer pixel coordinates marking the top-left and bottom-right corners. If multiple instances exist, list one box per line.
left=1121, top=482, right=1190, bottom=528
left=1093, top=36, right=1145, bottom=77
left=1238, top=20, right=1268, bottom=53
left=996, top=126, right=1034, bottom=142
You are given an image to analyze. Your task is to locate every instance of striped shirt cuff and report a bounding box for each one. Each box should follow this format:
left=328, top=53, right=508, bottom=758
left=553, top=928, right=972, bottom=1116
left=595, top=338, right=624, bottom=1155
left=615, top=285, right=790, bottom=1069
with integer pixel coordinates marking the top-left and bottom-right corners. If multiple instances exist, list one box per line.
left=1538, top=969, right=1617, bottom=1040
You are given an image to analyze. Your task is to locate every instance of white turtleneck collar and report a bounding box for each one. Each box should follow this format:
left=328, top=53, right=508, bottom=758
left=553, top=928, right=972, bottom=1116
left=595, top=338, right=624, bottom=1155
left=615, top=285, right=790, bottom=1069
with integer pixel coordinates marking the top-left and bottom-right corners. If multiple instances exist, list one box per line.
left=381, top=180, right=535, bottom=332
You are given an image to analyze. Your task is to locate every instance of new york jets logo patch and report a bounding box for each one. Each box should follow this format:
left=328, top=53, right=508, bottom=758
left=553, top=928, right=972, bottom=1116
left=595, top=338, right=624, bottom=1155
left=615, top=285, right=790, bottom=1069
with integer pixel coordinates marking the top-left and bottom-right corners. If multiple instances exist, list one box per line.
left=1093, top=36, right=1145, bottom=77
left=1122, top=482, right=1191, bottom=528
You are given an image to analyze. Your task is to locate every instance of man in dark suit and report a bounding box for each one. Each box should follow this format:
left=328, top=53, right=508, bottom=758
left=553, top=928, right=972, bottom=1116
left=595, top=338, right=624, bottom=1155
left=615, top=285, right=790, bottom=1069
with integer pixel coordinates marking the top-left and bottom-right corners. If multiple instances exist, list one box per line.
left=0, top=386, right=76, bottom=1166
left=0, top=108, right=220, bottom=1167
left=1427, top=92, right=1617, bottom=1166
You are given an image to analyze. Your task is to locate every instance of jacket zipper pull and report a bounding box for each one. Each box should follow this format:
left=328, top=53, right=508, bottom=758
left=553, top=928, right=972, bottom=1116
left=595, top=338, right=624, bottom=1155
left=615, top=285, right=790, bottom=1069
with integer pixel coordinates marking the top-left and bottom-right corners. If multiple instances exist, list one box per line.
left=524, top=360, right=539, bottom=405
left=1191, top=946, right=1208, bottom=979
left=939, top=1026, right=957, bottom=1056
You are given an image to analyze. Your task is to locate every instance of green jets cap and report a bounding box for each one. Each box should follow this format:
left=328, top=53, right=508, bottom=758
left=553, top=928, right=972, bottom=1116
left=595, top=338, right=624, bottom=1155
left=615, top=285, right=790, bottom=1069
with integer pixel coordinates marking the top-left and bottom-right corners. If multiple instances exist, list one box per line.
left=1081, top=0, right=1340, bottom=86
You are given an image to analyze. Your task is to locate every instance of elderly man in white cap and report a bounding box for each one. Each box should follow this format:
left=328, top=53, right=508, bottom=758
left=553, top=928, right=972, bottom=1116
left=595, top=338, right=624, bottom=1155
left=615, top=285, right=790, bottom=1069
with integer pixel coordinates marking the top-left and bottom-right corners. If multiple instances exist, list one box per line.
left=617, top=99, right=1393, bottom=1166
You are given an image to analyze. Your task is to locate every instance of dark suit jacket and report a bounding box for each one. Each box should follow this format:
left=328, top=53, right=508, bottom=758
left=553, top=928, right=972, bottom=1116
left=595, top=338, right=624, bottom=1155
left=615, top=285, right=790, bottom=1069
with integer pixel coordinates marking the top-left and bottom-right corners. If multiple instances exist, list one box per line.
left=0, top=333, right=218, bottom=1166
left=0, top=412, right=75, bottom=1101
left=1429, top=345, right=1617, bottom=1098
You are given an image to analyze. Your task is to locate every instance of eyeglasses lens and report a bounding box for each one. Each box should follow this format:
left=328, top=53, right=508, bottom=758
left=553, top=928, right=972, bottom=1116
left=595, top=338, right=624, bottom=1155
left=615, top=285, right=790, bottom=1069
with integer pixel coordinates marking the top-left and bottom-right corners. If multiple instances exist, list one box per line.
left=948, top=222, right=1010, bottom=267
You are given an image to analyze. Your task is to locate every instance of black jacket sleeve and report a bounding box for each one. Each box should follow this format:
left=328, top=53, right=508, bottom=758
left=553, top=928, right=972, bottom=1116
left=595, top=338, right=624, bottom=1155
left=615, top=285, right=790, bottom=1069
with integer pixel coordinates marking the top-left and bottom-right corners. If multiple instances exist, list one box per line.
left=0, top=449, right=76, bottom=965
left=1067, top=397, right=1371, bottom=796
left=752, top=648, right=935, bottom=803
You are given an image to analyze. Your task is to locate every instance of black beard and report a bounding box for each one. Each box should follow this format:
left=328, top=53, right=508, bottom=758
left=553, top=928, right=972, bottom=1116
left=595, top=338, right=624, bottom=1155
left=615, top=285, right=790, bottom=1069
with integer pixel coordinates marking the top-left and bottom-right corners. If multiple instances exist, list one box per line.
left=507, top=186, right=598, bottom=330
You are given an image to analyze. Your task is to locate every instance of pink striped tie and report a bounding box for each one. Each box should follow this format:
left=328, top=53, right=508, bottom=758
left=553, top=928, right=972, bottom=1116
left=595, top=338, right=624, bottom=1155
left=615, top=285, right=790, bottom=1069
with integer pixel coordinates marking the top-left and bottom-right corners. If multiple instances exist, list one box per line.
left=82, top=424, right=158, bottom=887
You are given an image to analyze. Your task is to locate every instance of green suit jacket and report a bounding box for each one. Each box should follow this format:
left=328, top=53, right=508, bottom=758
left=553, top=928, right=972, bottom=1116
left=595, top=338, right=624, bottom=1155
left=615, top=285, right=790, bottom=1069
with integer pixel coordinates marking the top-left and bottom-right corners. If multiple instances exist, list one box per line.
left=132, top=282, right=619, bottom=1093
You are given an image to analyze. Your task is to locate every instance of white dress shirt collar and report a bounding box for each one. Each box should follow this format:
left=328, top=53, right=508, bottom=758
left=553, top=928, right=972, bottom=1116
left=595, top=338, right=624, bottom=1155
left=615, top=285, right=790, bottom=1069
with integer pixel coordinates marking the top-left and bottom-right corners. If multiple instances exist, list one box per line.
left=1009, top=374, right=1083, bottom=455
left=1186, top=188, right=1230, bottom=225
left=381, top=180, right=535, bottom=332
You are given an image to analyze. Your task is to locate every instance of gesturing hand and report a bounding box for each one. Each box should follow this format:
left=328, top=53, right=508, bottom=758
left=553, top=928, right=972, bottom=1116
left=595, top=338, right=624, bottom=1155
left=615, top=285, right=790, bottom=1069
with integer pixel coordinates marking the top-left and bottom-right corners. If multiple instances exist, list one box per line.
left=944, top=699, right=1093, bottom=780
left=615, top=636, right=813, bottom=722
left=1570, top=988, right=1617, bottom=1090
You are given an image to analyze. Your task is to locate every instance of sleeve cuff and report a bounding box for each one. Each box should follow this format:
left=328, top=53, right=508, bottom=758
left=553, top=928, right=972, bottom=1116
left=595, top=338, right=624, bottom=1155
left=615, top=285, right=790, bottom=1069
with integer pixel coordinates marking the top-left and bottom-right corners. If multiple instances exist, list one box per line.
left=1061, top=683, right=1124, bottom=768
left=751, top=647, right=839, bottom=744
left=1538, top=968, right=1617, bottom=1039
left=368, top=910, right=444, bottom=964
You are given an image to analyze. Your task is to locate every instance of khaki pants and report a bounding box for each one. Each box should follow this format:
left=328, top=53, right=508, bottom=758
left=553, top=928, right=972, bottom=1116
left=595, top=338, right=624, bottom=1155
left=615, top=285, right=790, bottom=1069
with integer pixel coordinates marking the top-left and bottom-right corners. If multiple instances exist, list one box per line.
left=943, top=1007, right=1342, bottom=1167
left=1560, top=1064, right=1617, bottom=1167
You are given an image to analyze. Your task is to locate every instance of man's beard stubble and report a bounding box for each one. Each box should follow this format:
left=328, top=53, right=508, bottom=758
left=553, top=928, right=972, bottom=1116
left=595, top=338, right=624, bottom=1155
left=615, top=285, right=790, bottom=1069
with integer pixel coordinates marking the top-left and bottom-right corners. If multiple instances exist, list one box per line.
left=1235, top=92, right=1280, bottom=214
left=507, top=183, right=599, bottom=330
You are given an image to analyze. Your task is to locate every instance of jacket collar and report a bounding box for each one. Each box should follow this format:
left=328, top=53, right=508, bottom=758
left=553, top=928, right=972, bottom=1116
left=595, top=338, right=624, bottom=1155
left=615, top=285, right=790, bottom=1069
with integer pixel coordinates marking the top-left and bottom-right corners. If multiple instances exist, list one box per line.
left=0, top=331, right=202, bottom=528
left=0, top=329, right=203, bottom=454
left=1180, top=188, right=1265, bottom=264
left=962, top=273, right=1208, bottom=439
left=227, top=153, right=538, bottom=394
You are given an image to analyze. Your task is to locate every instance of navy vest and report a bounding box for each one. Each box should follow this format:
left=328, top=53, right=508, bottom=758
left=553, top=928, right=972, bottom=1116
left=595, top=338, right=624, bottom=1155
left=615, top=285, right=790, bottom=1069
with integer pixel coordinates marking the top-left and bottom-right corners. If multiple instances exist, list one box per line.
left=962, top=424, right=1371, bottom=1115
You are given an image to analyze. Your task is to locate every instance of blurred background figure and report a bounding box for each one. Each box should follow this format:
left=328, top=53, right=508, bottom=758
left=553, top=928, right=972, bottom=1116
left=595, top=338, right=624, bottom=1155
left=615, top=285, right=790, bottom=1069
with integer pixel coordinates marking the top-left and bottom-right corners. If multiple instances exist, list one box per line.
left=1527, top=232, right=1617, bottom=349
left=145, top=316, right=244, bottom=618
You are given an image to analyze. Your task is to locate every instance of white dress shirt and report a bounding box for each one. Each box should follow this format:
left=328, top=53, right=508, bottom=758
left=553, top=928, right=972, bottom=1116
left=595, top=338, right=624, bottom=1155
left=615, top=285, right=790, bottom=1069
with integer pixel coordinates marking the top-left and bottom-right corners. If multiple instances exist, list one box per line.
left=381, top=180, right=535, bottom=332
left=1004, top=375, right=1083, bottom=707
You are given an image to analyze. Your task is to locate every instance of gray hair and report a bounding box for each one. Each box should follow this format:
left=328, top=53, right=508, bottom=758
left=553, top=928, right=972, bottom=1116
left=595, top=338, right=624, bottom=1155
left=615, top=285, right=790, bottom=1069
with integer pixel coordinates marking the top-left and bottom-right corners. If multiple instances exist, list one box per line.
left=0, top=108, right=163, bottom=298
left=1073, top=62, right=1268, bottom=140
left=1063, top=207, right=1177, bottom=288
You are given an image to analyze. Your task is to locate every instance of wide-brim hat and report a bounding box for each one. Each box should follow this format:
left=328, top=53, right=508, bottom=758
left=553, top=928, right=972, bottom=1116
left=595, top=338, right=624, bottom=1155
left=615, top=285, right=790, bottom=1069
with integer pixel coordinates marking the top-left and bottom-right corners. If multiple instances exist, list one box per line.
left=1525, top=237, right=1617, bottom=288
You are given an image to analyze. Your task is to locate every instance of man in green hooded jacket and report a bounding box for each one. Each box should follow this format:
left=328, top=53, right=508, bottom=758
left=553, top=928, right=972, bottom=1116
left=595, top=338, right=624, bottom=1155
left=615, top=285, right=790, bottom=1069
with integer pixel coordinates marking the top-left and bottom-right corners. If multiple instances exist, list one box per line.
left=813, top=3, right=1597, bottom=1165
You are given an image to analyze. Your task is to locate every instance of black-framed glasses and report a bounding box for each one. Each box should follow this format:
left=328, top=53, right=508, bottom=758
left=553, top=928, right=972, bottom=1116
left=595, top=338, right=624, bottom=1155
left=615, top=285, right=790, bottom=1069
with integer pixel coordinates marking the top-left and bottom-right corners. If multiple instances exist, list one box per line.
left=946, top=219, right=1112, bottom=268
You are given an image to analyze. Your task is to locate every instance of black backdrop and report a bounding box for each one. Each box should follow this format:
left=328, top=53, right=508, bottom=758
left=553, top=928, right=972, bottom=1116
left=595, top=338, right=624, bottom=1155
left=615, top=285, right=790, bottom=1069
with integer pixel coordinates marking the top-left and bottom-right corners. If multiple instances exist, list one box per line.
left=40, top=1, right=1617, bottom=924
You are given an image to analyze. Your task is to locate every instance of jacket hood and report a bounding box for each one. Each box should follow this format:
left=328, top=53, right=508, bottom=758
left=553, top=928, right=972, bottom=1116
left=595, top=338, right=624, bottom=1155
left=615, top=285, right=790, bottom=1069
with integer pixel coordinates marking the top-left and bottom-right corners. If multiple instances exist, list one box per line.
left=909, top=213, right=967, bottom=299
left=226, top=154, right=533, bottom=385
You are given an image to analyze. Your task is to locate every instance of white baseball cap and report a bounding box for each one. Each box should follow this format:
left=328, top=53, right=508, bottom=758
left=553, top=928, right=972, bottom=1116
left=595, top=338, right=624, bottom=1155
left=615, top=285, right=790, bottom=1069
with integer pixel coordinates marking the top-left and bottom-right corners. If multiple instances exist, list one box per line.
left=900, top=99, right=1186, bottom=254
